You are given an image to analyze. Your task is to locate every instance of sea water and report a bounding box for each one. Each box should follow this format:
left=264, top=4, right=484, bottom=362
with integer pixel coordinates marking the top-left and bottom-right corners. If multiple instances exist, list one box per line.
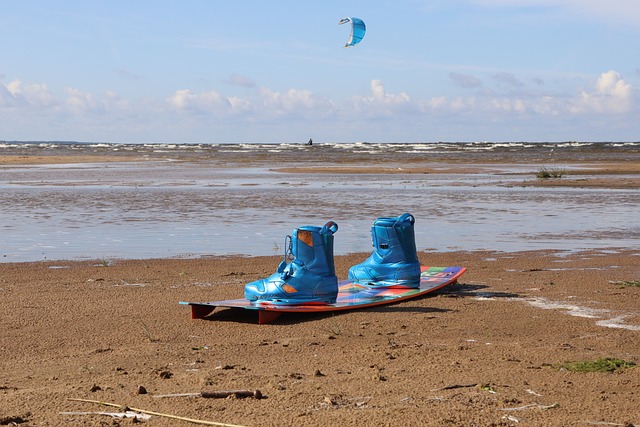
left=1, top=141, right=639, bottom=262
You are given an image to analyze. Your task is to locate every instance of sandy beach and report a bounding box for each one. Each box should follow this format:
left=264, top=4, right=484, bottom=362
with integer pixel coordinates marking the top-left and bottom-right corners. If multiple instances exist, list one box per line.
left=1, top=249, right=639, bottom=426
left=1, top=144, right=639, bottom=426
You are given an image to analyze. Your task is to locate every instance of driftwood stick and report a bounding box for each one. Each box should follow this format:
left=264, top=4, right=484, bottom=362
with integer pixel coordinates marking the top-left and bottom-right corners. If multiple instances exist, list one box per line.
left=430, top=383, right=478, bottom=392
left=60, top=411, right=151, bottom=421
left=201, top=390, right=263, bottom=399
left=153, top=392, right=202, bottom=398
left=153, top=390, right=263, bottom=399
left=68, top=398, right=247, bottom=427
left=499, top=402, right=560, bottom=411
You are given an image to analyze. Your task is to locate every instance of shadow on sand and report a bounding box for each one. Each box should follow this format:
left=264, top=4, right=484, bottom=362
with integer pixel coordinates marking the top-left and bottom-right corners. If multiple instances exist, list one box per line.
left=196, top=281, right=521, bottom=325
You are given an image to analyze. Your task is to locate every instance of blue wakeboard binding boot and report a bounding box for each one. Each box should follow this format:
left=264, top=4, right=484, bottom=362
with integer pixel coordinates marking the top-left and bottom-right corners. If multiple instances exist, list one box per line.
left=244, top=221, right=339, bottom=304
left=348, top=213, right=421, bottom=288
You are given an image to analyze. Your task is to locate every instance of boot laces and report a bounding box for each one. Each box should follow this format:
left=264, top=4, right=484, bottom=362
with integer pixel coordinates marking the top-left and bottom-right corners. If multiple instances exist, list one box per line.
left=280, top=234, right=296, bottom=279
left=284, top=234, right=293, bottom=261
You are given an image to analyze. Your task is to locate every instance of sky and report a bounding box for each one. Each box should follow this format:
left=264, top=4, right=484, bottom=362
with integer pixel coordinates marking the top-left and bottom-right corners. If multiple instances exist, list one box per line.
left=1, top=0, right=640, bottom=143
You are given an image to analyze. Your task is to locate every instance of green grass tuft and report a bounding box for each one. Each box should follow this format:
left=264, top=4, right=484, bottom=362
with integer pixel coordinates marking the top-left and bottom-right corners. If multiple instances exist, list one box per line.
left=555, top=357, right=636, bottom=373
left=537, top=166, right=566, bottom=179
left=139, top=318, right=158, bottom=342
left=614, top=280, right=640, bottom=288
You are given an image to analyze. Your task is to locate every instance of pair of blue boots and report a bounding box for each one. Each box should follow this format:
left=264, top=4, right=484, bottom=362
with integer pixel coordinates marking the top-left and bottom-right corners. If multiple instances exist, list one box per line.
left=244, top=213, right=421, bottom=305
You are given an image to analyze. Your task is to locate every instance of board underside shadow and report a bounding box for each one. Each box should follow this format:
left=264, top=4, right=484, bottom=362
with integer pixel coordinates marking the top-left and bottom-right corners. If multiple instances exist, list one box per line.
left=180, top=266, right=465, bottom=324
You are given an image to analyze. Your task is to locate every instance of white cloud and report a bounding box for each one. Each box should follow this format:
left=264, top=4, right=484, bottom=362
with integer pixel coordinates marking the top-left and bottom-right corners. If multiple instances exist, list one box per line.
left=421, top=96, right=449, bottom=109
left=227, top=96, right=253, bottom=113
left=489, top=97, right=526, bottom=112
left=1, top=79, right=55, bottom=108
left=449, top=96, right=477, bottom=112
left=62, top=87, right=134, bottom=117
left=415, top=70, right=636, bottom=119
left=65, top=87, right=103, bottom=113
left=168, top=86, right=334, bottom=119
left=167, top=89, right=232, bottom=112
left=168, top=89, right=193, bottom=109
left=352, top=80, right=411, bottom=117
left=571, top=70, right=632, bottom=114
left=258, top=87, right=335, bottom=116
left=595, top=70, right=630, bottom=97
left=529, top=95, right=563, bottom=115
left=340, top=80, right=414, bottom=122
left=370, top=80, right=410, bottom=104
left=1, top=70, right=637, bottom=142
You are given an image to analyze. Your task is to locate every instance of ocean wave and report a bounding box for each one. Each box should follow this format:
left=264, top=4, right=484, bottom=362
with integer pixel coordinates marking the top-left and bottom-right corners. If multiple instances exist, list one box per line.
left=2, top=140, right=639, bottom=163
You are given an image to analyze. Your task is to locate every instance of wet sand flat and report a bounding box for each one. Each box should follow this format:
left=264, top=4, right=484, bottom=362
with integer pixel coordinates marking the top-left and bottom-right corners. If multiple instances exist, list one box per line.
left=2, top=146, right=639, bottom=262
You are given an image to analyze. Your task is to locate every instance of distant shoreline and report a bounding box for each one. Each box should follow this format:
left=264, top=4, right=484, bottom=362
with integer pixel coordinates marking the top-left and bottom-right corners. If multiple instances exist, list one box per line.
left=2, top=153, right=639, bottom=189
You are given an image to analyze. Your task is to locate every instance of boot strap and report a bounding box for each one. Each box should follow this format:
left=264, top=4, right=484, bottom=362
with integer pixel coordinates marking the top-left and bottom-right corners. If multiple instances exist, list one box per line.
left=321, top=221, right=338, bottom=235
left=395, top=213, right=415, bottom=226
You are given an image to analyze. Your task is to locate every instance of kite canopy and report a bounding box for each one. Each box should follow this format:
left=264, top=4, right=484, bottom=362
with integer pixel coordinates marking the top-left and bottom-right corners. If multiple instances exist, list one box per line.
left=339, top=17, right=366, bottom=48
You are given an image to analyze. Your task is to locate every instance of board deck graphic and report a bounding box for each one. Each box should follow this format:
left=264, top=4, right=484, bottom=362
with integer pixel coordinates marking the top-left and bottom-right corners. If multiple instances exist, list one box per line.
left=180, top=266, right=465, bottom=324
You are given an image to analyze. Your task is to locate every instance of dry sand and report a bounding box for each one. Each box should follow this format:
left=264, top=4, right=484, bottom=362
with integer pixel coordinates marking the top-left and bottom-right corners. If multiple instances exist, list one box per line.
left=1, top=249, right=639, bottom=426
left=1, top=152, right=639, bottom=426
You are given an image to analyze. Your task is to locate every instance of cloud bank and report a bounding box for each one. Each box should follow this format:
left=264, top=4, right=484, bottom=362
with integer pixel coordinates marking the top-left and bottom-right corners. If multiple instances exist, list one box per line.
left=1, top=69, right=637, bottom=142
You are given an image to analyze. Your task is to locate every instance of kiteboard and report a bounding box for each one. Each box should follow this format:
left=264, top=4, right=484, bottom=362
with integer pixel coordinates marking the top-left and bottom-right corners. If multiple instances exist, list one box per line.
left=180, top=265, right=465, bottom=324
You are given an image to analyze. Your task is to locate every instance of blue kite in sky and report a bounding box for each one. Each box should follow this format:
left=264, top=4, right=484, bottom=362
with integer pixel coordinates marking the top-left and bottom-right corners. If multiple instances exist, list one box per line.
left=339, top=17, right=366, bottom=48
